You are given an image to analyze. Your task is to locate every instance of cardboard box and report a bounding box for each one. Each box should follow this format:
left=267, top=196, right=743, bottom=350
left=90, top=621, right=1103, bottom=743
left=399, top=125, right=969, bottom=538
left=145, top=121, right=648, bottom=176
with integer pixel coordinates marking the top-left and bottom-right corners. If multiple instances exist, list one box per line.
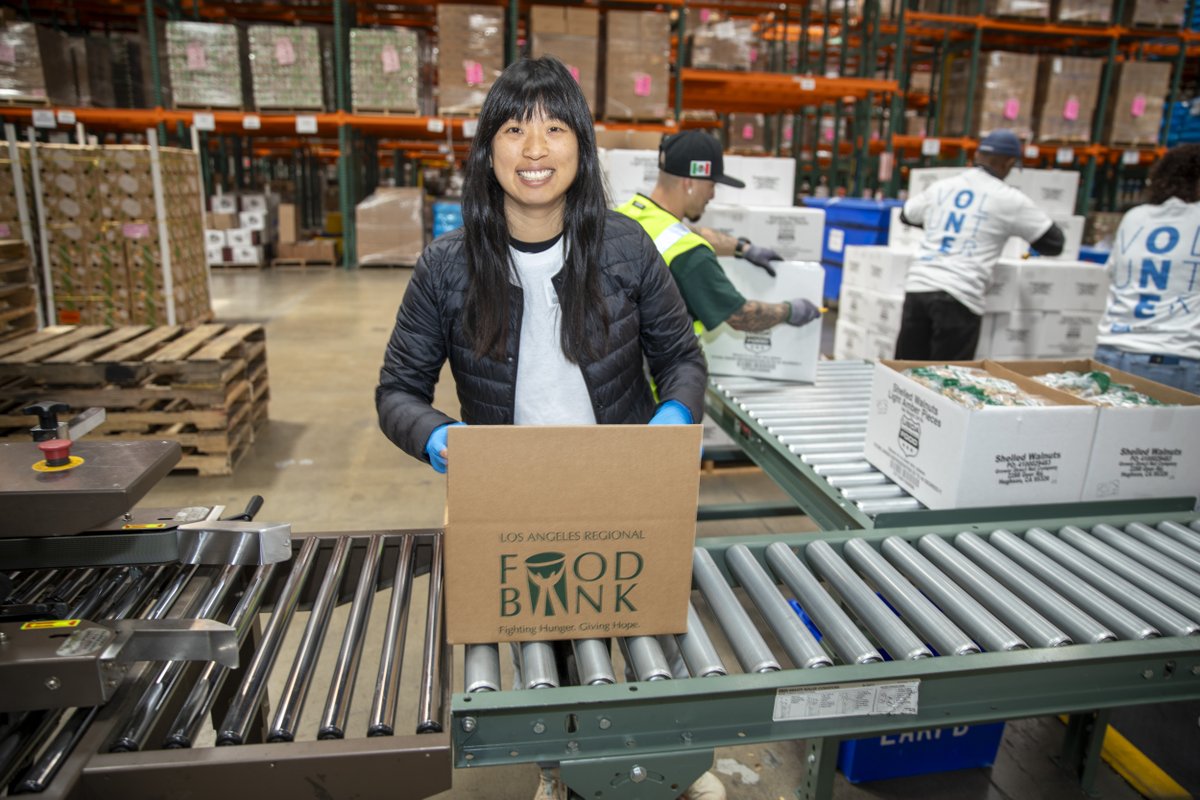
left=209, top=211, right=238, bottom=230
left=835, top=319, right=894, bottom=361
left=1105, top=61, right=1172, bottom=146
left=713, top=156, right=796, bottom=207
left=204, top=229, right=226, bottom=247
left=699, top=257, right=824, bottom=381
left=226, top=227, right=261, bottom=248
left=604, top=11, right=670, bottom=120
left=1006, top=169, right=1080, bottom=216
left=841, top=245, right=911, bottom=295
left=205, top=244, right=225, bottom=264
left=988, top=0, right=1049, bottom=17
left=1001, top=214, right=1085, bottom=261
left=276, top=239, right=337, bottom=263
left=238, top=210, right=268, bottom=231
left=444, top=425, right=702, bottom=644
left=247, top=25, right=323, bottom=110
left=593, top=127, right=663, bottom=151
left=695, top=203, right=825, bottom=263
left=689, top=16, right=756, bottom=70
left=211, top=195, right=238, bottom=214
left=166, top=21, right=243, bottom=108
left=1038, top=311, right=1102, bottom=356
left=278, top=203, right=298, bottom=244
left=864, top=360, right=1097, bottom=509
left=982, top=311, right=1047, bottom=358
left=1054, top=0, right=1113, bottom=22
left=888, top=207, right=923, bottom=252
left=727, top=113, right=767, bottom=152
left=1125, top=0, right=1186, bottom=27
left=240, top=193, right=270, bottom=213
left=350, top=28, right=420, bottom=114
left=984, top=259, right=1108, bottom=313
left=437, top=5, right=504, bottom=115
left=600, top=148, right=662, bottom=205
left=230, top=244, right=263, bottom=264
left=531, top=7, right=599, bottom=112
left=1036, top=56, right=1103, bottom=144
left=942, top=51, right=1040, bottom=139
left=993, top=360, right=1200, bottom=502
left=356, top=187, right=423, bottom=266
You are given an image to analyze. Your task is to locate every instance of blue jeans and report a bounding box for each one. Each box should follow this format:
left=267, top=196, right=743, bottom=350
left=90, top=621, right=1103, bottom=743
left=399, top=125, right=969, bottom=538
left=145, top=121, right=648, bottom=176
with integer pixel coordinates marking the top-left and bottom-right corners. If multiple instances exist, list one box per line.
left=1093, top=346, right=1200, bottom=395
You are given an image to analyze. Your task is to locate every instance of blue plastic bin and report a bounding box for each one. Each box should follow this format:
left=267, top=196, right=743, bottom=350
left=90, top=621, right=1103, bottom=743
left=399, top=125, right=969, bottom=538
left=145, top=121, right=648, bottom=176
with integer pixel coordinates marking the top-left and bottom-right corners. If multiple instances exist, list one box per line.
left=837, top=723, right=1007, bottom=783
left=432, top=201, right=463, bottom=239
left=821, top=263, right=842, bottom=302
left=802, top=197, right=903, bottom=229
left=1079, top=246, right=1110, bottom=265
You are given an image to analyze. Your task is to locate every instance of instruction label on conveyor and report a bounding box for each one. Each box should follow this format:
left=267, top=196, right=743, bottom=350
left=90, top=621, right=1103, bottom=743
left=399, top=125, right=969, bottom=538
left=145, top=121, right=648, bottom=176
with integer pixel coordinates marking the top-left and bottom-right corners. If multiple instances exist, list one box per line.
left=772, top=680, right=919, bottom=722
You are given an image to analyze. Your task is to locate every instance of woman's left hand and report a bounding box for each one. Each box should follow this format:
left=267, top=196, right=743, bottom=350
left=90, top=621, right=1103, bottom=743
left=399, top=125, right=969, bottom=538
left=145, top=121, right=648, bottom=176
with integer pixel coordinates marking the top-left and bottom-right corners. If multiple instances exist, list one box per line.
left=648, top=400, right=693, bottom=425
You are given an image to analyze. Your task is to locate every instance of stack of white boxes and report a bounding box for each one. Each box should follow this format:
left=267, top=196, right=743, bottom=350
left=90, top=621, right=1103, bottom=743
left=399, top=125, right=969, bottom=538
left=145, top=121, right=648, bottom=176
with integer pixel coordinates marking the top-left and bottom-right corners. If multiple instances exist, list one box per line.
left=835, top=166, right=1103, bottom=361
left=205, top=193, right=279, bottom=267
left=600, top=149, right=797, bottom=209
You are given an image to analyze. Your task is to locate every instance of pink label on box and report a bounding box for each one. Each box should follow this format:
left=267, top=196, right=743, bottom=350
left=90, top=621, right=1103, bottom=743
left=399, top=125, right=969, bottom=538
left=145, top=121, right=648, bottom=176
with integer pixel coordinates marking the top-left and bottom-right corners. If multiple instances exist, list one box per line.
left=1003, top=98, right=1020, bottom=120
left=699, top=9, right=712, bottom=22
left=633, top=73, right=652, bottom=97
left=741, top=124, right=755, bottom=140
left=186, top=42, right=206, bottom=70
left=1131, top=94, right=1147, bottom=117
left=1063, top=96, right=1080, bottom=121
left=381, top=45, right=401, bottom=74
left=568, top=65, right=580, bottom=82
left=275, top=37, right=296, bottom=66
left=464, top=60, right=484, bottom=86
left=782, top=124, right=793, bottom=140
left=123, top=223, right=151, bottom=240
left=0, top=224, right=10, bottom=237
left=748, top=48, right=758, bottom=63
left=0, top=44, right=14, bottom=65
left=823, top=128, right=834, bottom=141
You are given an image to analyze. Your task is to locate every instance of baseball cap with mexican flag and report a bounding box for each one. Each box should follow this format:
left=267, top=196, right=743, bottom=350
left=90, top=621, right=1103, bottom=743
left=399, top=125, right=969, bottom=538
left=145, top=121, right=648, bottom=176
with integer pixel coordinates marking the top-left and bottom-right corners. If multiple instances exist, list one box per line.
left=658, top=130, right=745, bottom=188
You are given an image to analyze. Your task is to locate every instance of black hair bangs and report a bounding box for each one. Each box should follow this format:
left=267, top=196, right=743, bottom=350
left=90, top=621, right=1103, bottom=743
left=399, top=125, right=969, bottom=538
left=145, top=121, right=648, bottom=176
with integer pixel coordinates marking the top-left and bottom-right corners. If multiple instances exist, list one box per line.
left=473, top=57, right=597, bottom=151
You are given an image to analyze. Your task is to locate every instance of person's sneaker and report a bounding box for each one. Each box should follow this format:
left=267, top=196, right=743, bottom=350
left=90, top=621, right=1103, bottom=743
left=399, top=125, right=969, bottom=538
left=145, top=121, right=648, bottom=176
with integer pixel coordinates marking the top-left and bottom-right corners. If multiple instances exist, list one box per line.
left=534, top=767, right=567, bottom=800
left=681, top=770, right=726, bottom=800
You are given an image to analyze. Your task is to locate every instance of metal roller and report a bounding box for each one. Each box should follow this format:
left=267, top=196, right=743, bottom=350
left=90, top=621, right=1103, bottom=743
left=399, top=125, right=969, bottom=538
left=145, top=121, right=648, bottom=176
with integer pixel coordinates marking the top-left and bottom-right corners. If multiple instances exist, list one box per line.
left=11, top=568, right=59, bottom=604
left=759, top=410, right=868, bottom=424
left=812, top=461, right=875, bottom=476
left=217, top=537, right=321, bottom=746
left=465, top=644, right=502, bottom=693
left=826, top=473, right=889, bottom=488
left=163, top=563, right=278, bottom=748
left=319, top=535, right=385, bottom=740
left=110, top=564, right=243, bottom=752
left=956, top=531, right=1114, bottom=644
left=70, top=568, right=133, bottom=620
left=519, top=642, right=560, bottom=689
left=1026, top=528, right=1199, bottom=638
left=49, top=568, right=96, bottom=608
left=10, top=708, right=97, bottom=793
left=1193, top=521, right=1200, bottom=534
left=765, top=542, right=882, bottom=665
left=1091, top=524, right=1200, bottom=597
left=917, top=534, right=1071, bottom=649
left=692, top=548, right=780, bottom=673
left=368, top=536, right=416, bottom=736
left=844, top=539, right=979, bottom=657
left=269, top=536, right=353, bottom=742
left=1063, top=527, right=1200, bottom=619
left=417, top=534, right=446, bottom=733
left=107, top=566, right=172, bottom=621
left=856, top=498, right=923, bottom=515
left=726, top=545, right=831, bottom=669
left=620, top=637, right=672, bottom=681
left=1157, top=521, right=1200, bottom=554
left=988, top=530, right=1158, bottom=641
left=1125, top=523, right=1200, bottom=574
left=777, top=432, right=866, bottom=446
left=881, top=537, right=1026, bottom=653
left=572, top=639, right=616, bottom=685
left=840, top=485, right=906, bottom=501
left=673, top=602, right=727, bottom=677
left=798, top=451, right=870, bottom=464
left=765, top=422, right=867, bottom=435
left=787, top=441, right=867, bottom=455
left=805, top=539, right=931, bottom=661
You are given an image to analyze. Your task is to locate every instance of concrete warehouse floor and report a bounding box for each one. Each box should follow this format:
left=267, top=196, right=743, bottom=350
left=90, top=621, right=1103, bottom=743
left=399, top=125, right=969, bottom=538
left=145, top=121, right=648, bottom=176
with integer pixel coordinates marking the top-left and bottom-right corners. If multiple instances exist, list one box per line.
left=139, top=268, right=1185, bottom=800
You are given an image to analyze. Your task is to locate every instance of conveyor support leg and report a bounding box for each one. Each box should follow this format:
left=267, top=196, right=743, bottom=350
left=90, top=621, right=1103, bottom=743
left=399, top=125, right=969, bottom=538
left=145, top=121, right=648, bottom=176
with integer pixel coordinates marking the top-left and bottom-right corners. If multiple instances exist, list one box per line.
left=1060, top=710, right=1110, bottom=797
left=798, top=737, right=838, bottom=800
left=561, top=749, right=713, bottom=800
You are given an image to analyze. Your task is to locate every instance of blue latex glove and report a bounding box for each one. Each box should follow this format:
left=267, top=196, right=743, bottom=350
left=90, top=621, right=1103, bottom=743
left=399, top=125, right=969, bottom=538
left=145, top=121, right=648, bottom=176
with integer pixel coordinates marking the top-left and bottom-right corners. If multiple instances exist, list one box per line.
left=786, top=299, right=822, bottom=328
left=424, top=422, right=466, bottom=473
left=648, top=400, right=693, bottom=425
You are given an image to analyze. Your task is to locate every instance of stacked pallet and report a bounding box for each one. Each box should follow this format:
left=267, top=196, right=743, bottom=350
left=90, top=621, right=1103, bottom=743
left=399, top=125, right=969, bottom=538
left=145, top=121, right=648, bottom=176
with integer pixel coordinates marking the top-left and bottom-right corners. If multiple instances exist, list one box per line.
left=0, top=323, right=269, bottom=476
left=0, top=240, right=36, bottom=342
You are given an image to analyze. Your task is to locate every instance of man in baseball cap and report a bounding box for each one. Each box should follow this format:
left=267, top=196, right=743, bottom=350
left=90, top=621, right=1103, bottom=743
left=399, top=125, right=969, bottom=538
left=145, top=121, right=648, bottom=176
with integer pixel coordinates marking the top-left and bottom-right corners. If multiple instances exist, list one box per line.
left=616, top=130, right=822, bottom=336
left=893, top=128, right=1066, bottom=359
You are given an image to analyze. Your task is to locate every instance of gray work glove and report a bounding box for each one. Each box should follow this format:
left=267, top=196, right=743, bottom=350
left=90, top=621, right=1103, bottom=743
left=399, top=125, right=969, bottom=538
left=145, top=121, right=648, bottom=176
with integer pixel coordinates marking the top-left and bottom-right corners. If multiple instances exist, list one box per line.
left=739, top=244, right=782, bottom=276
left=786, top=299, right=821, bottom=327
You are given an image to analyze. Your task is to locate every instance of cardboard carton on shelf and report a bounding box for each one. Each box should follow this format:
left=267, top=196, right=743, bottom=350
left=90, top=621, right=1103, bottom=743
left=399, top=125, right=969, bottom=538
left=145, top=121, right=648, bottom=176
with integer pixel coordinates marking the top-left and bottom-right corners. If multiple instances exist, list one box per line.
left=275, top=239, right=337, bottom=264
left=699, top=257, right=824, bottom=382
left=444, top=424, right=702, bottom=644
left=1053, top=0, right=1113, bottom=23
left=941, top=51, right=1040, bottom=140
left=864, top=360, right=1098, bottom=510
left=604, top=11, right=670, bottom=121
left=593, top=128, right=663, bottom=151
left=436, top=4, right=504, bottom=115
left=356, top=187, right=424, bottom=266
left=1105, top=61, right=1173, bottom=146
left=530, top=6, right=599, bottom=113
left=1035, top=56, right=1103, bottom=144
left=278, top=203, right=298, bottom=244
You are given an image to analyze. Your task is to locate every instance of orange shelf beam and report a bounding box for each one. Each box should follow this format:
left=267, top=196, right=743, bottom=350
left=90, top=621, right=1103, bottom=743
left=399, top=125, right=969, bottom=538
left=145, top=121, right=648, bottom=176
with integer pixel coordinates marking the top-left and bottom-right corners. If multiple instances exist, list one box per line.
left=681, top=69, right=898, bottom=114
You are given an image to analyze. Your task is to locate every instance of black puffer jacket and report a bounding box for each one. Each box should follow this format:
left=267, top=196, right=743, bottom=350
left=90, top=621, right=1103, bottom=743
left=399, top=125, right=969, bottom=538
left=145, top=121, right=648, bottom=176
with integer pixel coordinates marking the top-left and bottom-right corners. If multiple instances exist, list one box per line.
left=376, top=210, right=708, bottom=462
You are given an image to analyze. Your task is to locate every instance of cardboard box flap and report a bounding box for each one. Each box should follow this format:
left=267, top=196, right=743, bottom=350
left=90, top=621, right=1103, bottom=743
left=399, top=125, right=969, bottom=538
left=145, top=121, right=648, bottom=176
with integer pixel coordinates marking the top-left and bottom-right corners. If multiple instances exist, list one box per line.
left=991, top=359, right=1200, bottom=407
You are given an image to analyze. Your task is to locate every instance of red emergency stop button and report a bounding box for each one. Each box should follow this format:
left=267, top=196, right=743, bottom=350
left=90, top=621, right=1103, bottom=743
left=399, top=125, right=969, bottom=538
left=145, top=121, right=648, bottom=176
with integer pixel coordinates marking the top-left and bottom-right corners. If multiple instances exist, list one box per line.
left=36, top=439, right=73, bottom=467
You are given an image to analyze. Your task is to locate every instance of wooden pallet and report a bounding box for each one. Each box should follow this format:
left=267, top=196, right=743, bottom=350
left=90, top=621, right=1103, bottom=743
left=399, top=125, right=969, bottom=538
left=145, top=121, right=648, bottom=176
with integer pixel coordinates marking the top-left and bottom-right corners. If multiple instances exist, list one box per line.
left=271, top=257, right=336, bottom=270
left=0, top=324, right=270, bottom=476
left=352, top=108, right=421, bottom=116
left=210, top=261, right=266, bottom=269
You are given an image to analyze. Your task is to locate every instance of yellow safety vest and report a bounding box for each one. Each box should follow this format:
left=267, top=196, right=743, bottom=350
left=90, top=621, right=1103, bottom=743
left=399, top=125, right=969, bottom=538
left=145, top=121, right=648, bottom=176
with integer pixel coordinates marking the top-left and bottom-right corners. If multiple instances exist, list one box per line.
left=615, top=193, right=711, bottom=336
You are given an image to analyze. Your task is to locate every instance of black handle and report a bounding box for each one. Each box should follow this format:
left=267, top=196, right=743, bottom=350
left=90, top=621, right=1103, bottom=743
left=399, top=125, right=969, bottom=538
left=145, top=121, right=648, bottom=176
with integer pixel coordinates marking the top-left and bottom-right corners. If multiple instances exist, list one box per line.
left=223, top=495, right=264, bottom=522
left=22, top=401, right=70, bottom=442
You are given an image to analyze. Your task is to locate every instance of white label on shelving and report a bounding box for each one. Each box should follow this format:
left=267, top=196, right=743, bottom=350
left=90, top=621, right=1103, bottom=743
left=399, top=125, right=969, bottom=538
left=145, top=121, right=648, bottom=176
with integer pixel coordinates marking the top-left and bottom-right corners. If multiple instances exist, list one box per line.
left=56, top=109, right=75, bottom=124
left=773, top=681, right=919, bottom=722
left=295, top=115, right=318, bottom=134
left=462, top=119, right=478, bottom=138
left=1122, top=149, right=1140, bottom=166
left=243, top=115, right=261, bottom=131
left=921, top=138, right=940, bottom=156
left=427, top=118, right=445, bottom=133
left=878, top=152, right=894, bottom=182
left=192, top=112, right=215, bottom=131
left=32, top=109, right=56, bottom=128
left=1025, top=145, right=1040, bottom=160
left=1056, top=147, right=1074, bottom=165
left=797, top=77, right=817, bottom=91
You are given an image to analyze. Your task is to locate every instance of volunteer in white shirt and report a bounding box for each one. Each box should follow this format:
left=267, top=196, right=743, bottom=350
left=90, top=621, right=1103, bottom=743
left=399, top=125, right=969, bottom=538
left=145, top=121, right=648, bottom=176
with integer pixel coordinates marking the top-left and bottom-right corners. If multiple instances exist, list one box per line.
left=895, top=130, right=1066, bottom=359
left=1095, top=143, right=1200, bottom=393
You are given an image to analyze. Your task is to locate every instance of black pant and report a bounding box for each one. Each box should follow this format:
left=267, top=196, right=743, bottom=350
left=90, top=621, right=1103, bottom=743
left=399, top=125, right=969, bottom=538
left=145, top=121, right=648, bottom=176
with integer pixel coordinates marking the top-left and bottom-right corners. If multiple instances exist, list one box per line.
left=894, top=291, right=982, bottom=361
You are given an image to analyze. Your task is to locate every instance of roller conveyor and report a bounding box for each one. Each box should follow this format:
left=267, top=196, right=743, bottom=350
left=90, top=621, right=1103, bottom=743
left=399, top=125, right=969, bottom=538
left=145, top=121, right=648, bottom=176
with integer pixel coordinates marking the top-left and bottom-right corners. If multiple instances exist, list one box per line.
left=705, top=361, right=1197, bottom=530
left=0, top=532, right=451, bottom=800
left=455, top=512, right=1200, bottom=800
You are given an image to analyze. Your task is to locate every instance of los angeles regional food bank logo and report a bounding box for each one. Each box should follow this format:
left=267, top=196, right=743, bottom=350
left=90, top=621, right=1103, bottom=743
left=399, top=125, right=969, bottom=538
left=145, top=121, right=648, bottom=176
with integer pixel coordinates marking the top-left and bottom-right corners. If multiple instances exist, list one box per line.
left=898, top=414, right=920, bottom=457
left=499, top=550, right=643, bottom=617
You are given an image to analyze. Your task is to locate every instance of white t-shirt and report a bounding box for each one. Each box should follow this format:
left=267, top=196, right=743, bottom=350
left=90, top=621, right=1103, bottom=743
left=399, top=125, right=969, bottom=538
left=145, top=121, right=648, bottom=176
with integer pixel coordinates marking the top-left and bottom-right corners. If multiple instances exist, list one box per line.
left=1096, top=198, right=1200, bottom=360
left=510, top=238, right=597, bottom=425
left=903, top=167, right=1055, bottom=315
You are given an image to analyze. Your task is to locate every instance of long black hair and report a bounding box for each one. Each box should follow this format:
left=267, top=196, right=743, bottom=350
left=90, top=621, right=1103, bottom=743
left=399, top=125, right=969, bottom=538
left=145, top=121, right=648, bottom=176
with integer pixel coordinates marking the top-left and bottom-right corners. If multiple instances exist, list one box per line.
left=1147, top=143, right=1200, bottom=205
left=460, top=56, right=611, bottom=364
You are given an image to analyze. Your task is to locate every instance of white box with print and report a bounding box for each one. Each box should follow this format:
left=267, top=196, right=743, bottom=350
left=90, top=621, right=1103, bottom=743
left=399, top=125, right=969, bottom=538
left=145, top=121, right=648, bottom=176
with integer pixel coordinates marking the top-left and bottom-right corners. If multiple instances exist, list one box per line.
left=600, top=149, right=661, bottom=207
left=697, top=203, right=824, bottom=262
left=864, top=360, right=1097, bottom=509
left=700, top=257, right=824, bottom=382
left=714, top=156, right=796, bottom=207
